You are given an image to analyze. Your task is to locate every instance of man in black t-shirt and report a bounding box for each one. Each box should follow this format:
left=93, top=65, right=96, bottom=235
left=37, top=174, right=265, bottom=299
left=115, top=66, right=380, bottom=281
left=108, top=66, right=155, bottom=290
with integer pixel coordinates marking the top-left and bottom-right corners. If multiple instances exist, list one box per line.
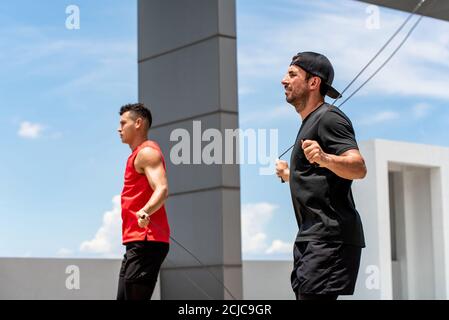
left=276, top=52, right=367, bottom=300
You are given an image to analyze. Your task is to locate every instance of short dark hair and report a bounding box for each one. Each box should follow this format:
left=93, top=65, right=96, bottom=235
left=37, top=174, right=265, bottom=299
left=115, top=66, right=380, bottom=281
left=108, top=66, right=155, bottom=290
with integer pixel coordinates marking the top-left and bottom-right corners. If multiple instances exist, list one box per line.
left=119, top=103, right=152, bottom=130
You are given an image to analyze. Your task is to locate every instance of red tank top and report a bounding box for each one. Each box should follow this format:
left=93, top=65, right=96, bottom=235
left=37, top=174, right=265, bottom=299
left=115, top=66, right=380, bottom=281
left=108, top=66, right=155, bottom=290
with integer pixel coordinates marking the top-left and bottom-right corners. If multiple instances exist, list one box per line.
left=121, top=140, right=170, bottom=244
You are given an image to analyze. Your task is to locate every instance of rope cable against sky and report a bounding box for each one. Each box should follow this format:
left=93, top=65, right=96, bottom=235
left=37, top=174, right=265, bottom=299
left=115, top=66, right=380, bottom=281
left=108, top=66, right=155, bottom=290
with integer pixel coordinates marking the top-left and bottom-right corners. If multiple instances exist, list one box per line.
left=278, top=0, right=430, bottom=160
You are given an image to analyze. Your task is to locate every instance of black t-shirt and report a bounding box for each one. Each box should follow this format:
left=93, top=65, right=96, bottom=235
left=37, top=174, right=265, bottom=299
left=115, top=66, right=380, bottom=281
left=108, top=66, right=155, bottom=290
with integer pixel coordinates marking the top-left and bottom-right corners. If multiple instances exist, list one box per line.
left=289, top=103, right=365, bottom=247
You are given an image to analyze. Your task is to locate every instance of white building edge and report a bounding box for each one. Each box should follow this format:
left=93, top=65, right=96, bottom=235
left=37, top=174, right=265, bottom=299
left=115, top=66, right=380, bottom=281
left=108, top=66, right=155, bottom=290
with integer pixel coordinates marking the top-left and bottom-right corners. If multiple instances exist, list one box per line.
left=354, top=139, right=449, bottom=300
left=1, top=139, right=449, bottom=300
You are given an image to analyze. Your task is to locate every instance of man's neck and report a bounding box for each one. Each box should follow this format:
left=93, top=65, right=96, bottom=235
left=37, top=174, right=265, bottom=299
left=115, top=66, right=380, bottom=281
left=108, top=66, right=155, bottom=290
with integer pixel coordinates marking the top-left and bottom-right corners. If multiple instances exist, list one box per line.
left=129, top=136, right=148, bottom=151
left=298, top=98, right=325, bottom=121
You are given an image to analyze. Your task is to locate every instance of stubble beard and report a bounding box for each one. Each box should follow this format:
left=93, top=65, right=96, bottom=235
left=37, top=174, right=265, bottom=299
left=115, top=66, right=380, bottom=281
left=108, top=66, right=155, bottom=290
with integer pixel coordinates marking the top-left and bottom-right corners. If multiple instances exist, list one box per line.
left=288, top=90, right=309, bottom=114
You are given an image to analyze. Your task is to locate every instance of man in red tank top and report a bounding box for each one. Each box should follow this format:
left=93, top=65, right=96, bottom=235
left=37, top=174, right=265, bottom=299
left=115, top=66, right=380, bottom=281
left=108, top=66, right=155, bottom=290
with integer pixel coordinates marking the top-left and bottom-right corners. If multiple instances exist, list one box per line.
left=116, top=103, right=170, bottom=300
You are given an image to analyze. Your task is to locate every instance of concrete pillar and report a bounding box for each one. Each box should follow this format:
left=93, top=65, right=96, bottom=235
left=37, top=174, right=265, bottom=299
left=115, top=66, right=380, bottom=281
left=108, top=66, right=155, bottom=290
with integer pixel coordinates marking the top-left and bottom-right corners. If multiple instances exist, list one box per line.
left=138, top=0, right=242, bottom=300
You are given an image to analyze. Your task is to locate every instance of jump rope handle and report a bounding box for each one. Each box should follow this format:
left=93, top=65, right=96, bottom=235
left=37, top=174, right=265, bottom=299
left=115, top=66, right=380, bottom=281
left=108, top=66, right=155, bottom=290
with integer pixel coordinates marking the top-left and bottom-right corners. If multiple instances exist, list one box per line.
left=278, top=158, right=286, bottom=183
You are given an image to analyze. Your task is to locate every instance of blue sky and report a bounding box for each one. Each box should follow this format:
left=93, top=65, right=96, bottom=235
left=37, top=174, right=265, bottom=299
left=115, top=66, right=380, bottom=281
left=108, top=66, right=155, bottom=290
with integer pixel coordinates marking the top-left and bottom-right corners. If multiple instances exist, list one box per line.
left=0, top=0, right=137, bottom=257
left=1, top=0, right=449, bottom=260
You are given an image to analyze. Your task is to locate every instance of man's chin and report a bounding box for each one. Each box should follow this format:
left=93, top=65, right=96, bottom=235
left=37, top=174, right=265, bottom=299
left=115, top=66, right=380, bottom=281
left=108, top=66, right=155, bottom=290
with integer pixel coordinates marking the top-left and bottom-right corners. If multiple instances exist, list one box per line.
left=286, top=97, right=295, bottom=104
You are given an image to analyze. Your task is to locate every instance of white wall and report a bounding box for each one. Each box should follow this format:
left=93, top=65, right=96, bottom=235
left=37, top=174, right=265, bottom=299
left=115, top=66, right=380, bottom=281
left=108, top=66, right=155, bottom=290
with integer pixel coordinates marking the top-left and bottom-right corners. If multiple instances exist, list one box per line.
left=353, top=139, right=449, bottom=300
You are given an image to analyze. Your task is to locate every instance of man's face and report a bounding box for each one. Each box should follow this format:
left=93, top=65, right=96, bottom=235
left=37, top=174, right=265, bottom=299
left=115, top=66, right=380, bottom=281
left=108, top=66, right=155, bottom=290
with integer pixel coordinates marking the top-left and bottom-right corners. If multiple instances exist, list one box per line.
left=117, top=111, right=136, bottom=144
left=281, top=65, right=311, bottom=106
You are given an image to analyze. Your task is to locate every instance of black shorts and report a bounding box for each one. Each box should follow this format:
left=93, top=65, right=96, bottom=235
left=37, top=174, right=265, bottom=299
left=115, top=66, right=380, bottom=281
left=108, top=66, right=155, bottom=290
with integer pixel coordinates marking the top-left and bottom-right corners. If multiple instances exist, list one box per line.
left=291, top=241, right=362, bottom=295
left=117, top=241, right=169, bottom=300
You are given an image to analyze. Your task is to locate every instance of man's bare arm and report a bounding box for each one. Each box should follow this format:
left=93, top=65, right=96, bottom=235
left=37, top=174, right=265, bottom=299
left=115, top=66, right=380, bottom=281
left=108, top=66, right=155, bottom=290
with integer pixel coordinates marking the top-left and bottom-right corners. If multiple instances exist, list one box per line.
left=135, top=147, right=169, bottom=227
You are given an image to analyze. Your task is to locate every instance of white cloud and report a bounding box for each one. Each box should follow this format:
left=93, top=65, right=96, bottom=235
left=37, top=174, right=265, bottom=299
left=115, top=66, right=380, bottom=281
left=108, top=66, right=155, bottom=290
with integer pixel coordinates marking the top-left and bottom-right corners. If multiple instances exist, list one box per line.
left=241, top=203, right=274, bottom=253
left=79, top=195, right=122, bottom=258
left=238, top=0, right=449, bottom=101
left=359, top=110, right=399, bottom=125
left=241, top=202, right=293, bottom=255
left=357, top=103, right=434, bottom=126
left=266, top=240, right=292, bottom=254
left=18, top=121, right=44, bottom=139
left=412, top=103, right=432, bottom=119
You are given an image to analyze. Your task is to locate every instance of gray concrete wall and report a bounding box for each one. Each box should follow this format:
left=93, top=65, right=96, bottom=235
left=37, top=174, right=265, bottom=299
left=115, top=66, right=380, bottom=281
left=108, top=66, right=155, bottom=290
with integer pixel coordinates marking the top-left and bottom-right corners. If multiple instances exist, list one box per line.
left=242, top=261, right=295, bottom=300
left=0, top=258, right=291, bottom=300
left=5, top=252, right=442, bottom=300
left=0, top=258, right=160, bottom=300
left=138, top=0, right=242, bottom=300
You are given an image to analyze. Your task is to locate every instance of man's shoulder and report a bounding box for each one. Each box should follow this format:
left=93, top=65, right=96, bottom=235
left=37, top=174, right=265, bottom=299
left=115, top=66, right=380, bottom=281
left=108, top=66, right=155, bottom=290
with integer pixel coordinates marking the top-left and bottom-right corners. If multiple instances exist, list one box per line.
left=321, top=104, right=353, bottom=127
left=136, top=145, right=162, bottom=166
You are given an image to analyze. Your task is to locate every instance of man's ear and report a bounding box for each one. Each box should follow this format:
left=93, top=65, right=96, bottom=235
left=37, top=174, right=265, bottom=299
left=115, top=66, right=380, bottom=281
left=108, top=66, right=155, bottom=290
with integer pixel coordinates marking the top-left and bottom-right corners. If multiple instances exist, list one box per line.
left=310, top=76, right=322, bottom=91
left=135, top=117, right=143, bottom=129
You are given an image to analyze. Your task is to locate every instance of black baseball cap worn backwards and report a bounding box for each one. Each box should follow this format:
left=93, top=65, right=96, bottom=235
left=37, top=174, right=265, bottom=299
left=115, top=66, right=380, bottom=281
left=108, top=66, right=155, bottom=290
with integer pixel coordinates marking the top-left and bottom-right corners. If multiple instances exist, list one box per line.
left=290, top=51, right=342, bottom=99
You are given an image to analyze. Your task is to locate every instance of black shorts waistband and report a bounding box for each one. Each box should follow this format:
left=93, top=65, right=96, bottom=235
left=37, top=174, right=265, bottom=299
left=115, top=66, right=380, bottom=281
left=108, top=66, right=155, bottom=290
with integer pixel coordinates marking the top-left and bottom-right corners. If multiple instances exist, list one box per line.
left=125, top=241, right=169, bottom=251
